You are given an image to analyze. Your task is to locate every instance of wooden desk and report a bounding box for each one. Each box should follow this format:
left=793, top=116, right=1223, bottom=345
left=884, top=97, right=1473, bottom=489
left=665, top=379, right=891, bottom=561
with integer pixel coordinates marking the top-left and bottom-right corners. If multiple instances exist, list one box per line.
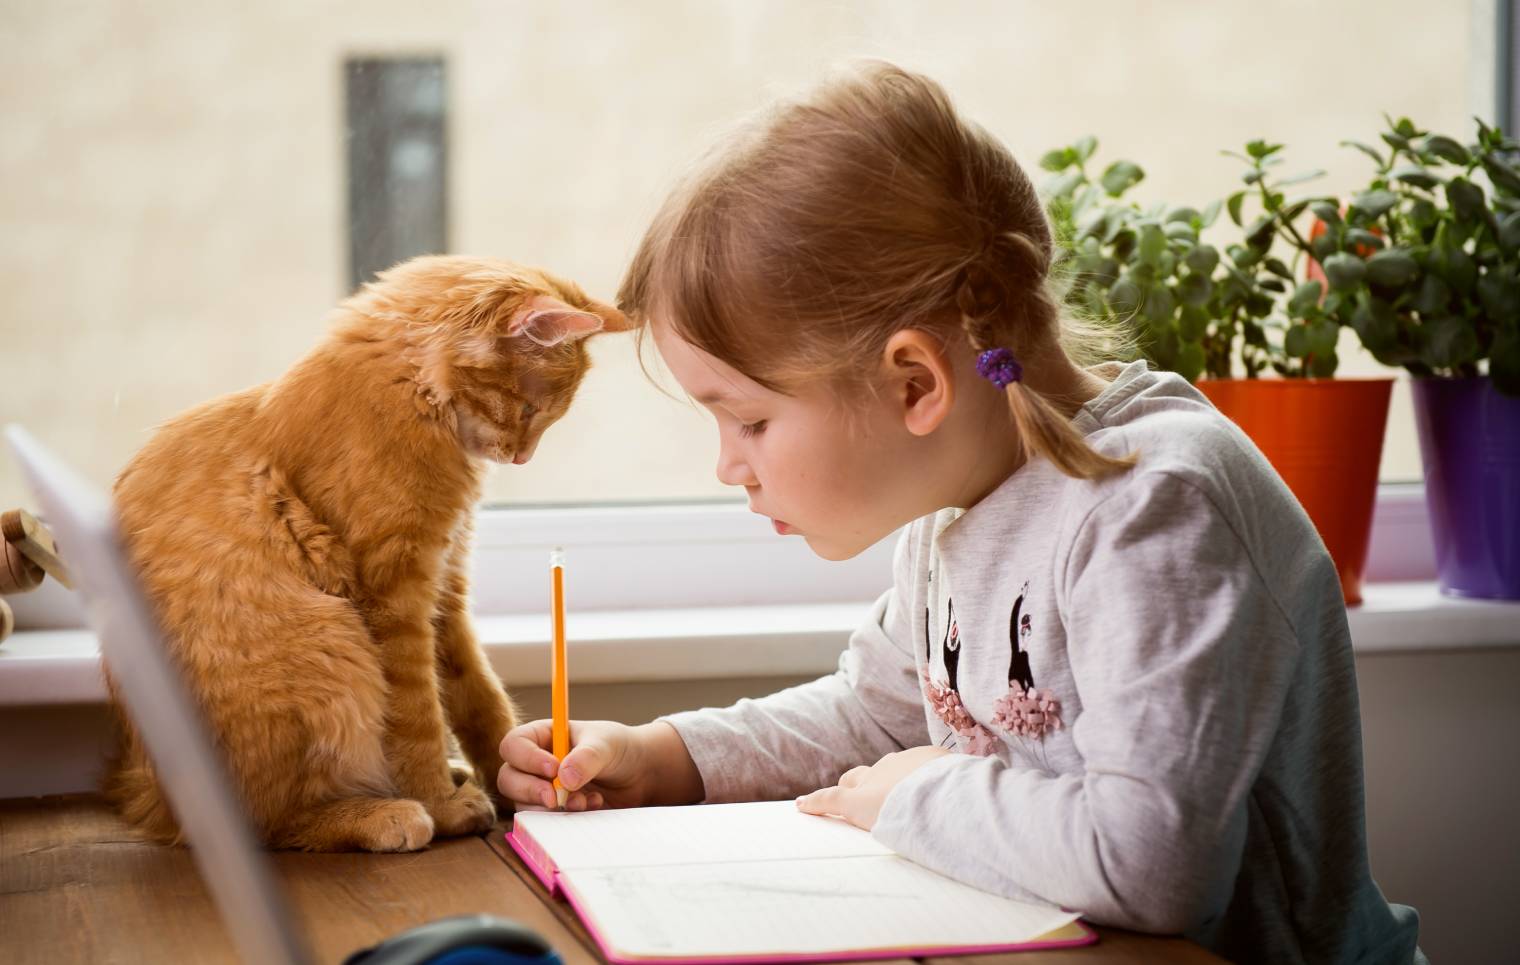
left=0, top=795, right=1223, bottom=964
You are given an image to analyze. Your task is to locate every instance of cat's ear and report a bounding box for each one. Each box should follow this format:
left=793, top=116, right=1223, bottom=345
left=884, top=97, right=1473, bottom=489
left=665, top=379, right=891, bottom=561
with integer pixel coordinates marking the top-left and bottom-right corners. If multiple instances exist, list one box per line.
left=583, top=296, right=634, bottom=333
left=507, top=295, right=632, bottom=346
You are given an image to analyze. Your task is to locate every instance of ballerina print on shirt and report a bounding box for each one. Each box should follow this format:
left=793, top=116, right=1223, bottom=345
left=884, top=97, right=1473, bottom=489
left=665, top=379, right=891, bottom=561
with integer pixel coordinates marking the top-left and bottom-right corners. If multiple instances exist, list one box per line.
left=991, top=581, right=1064, bottom=760
left=920, top=592, right=1000, bottom=756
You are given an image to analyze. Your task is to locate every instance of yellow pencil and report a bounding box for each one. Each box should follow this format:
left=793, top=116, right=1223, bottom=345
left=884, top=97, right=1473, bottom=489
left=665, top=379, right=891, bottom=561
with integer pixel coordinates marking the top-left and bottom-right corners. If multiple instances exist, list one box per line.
left=549, top=548, right=569, bottom=809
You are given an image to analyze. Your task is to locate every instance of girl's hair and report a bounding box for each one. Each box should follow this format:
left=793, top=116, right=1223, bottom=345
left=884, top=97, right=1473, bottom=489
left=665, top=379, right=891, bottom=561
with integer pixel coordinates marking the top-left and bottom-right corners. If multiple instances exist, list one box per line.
left=618, top=60, right=1135, bottom=480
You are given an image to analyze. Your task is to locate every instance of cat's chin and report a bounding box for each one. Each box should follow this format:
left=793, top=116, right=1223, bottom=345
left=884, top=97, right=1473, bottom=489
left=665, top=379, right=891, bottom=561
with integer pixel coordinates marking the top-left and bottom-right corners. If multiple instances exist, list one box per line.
left=453, top=409, right=517, bottom=464
left=459, top=442, right=517, bottom=465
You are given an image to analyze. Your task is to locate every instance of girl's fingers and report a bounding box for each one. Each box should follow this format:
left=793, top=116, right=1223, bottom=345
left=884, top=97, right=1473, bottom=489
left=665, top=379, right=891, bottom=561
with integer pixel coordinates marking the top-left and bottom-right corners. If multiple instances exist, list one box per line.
left=796, top=785, right=844, bottom=818
left=500, top=720, right=561, bottom=778
left=498, top=760, right=611, bottom=811
left=498, top=720, right=619, bottom=810
left=838, top=766, right=870, bottom=788
left=559, top=732, right=613, bottom=791
left=561, top=782, right=609, bottom=812
left=496, top=761, right=556, bottom=808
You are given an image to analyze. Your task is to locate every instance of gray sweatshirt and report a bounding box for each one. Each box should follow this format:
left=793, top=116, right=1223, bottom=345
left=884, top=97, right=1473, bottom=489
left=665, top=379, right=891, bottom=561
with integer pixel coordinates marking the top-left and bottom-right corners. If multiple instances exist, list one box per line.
left=662, top=360, right=1423, bottom=964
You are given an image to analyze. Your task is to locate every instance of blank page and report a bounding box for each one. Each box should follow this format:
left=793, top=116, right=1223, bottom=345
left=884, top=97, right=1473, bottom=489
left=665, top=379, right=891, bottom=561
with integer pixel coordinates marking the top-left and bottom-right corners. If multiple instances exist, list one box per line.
left=514, top=801, right=892, bottom=872
left=562, top=853, right=1080, bottom=959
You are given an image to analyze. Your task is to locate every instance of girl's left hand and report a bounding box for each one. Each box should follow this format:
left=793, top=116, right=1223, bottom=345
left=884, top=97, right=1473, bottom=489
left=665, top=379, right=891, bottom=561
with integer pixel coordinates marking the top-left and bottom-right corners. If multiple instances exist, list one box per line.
left=796, top=746, right=952, bottom=830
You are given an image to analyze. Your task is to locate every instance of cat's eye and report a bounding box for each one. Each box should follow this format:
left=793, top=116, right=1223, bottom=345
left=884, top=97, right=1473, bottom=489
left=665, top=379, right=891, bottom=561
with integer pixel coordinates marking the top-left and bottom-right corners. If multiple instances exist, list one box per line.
left=738, top=420, right=767, bottom=439
left=521, top=402, right=538, bottom=420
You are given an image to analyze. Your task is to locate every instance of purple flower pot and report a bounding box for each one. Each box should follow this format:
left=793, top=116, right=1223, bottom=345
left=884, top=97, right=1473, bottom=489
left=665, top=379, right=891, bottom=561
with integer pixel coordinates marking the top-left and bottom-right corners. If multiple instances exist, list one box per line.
left=1411, top=376, right=1520, bottom=599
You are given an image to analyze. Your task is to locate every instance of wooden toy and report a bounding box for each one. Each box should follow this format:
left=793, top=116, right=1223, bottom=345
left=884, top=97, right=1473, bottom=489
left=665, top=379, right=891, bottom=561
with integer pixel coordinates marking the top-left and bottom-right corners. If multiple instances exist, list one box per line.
left=0, top=508, right=74, bottom=643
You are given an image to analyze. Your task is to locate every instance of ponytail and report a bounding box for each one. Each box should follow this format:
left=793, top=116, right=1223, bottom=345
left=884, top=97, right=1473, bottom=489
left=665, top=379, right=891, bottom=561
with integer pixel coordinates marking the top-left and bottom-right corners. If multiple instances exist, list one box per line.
left=958, top=231, right=1136, bottom=481
left=1002, top=380, right=1137, bottom=480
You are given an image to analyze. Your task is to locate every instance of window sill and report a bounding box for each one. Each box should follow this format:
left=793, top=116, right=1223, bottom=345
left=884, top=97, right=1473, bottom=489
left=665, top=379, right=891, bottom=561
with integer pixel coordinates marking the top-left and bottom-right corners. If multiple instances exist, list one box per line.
left=1, top=582, right=1516, bottom=707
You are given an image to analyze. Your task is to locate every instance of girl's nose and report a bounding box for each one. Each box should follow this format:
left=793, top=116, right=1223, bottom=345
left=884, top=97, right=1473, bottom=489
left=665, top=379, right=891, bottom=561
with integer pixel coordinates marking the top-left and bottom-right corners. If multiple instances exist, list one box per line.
left=715, top=441, right=757, bottom=488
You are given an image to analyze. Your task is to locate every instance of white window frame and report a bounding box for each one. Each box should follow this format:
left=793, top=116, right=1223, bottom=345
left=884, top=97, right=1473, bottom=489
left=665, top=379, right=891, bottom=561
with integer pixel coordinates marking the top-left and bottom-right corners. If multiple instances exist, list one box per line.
left=467, top=500, right=895, bottom=615
left=6, top=484, right=1435, bottom=628
left=469, top=481, right=1435, bottom=614
left=10, top=482, right=1520, bottom=709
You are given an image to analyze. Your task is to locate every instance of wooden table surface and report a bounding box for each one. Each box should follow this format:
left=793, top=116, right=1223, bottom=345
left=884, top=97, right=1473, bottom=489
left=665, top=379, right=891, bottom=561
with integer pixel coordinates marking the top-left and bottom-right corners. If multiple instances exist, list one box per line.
left=1, top=795, right=1223, bottom=965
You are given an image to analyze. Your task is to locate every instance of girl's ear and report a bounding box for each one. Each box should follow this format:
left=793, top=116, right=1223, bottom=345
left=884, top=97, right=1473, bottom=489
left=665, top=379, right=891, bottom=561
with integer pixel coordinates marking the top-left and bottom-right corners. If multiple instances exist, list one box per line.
left=882, top=329, right=955, bottom=437
left=507, top=295, right=633, bottom=346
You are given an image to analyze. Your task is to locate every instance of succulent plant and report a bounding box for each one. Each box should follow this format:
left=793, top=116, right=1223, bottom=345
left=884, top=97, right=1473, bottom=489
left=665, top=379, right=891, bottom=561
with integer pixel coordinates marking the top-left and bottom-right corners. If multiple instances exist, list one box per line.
left=1044, top=138, right=1277, bottom=382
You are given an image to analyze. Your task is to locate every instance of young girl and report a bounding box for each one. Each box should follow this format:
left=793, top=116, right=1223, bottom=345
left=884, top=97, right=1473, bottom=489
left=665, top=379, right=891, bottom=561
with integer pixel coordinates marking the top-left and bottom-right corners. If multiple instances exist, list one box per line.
left=497, top=62, right=1423, bottom=964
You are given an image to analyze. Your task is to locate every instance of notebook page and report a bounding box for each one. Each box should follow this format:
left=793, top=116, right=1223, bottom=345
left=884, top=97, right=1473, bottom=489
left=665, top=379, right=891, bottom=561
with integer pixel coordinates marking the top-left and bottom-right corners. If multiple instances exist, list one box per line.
left=513, top=801, right=891, bottom=872
left=562, top=854, right=1080, bottom=959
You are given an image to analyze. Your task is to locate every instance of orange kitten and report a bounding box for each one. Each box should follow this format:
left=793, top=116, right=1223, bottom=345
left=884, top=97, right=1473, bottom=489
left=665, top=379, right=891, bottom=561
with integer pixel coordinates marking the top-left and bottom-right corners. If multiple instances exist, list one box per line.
left=108, top=255, right=629, bottom=851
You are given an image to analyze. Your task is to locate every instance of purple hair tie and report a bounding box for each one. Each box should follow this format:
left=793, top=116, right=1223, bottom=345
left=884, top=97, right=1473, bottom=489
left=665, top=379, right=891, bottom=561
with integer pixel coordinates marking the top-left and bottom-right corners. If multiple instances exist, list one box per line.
left=976, top=347, right=1023, bottom=388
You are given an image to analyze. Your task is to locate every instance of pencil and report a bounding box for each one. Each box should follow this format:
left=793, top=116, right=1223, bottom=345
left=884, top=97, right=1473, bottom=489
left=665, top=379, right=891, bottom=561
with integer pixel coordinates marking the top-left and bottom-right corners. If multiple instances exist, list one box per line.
left=550, top=547, right=569, bottom=809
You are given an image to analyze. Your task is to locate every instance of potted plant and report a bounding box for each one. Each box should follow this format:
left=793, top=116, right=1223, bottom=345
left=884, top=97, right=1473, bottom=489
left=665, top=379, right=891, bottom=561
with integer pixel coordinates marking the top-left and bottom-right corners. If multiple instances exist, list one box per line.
left=1043, top=138, right=1229, bottom=383
left=1197, top=139, right=1396, bottom=606
left=1043, top=139, right=1392, bottom=605
left=1256, top=117, right=1520, bottom=599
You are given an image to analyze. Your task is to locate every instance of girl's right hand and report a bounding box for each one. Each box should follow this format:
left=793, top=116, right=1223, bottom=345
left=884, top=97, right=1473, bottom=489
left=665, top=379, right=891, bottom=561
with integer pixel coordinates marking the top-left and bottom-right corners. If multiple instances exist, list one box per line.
left=496, top=719, right=704, bottom=812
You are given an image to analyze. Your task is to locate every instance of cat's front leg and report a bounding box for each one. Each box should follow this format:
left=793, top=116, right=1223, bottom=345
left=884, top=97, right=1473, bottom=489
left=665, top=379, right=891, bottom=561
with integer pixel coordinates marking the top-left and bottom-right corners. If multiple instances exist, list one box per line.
left=433, top=523, right=520, bottom=799
left=363, top=574, right=495, bottom=838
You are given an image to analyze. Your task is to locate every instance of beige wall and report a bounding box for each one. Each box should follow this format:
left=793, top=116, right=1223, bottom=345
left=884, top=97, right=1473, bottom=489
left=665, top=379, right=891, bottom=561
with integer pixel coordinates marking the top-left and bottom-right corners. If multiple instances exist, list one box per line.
left=0, top=1, right=1482, bottom=510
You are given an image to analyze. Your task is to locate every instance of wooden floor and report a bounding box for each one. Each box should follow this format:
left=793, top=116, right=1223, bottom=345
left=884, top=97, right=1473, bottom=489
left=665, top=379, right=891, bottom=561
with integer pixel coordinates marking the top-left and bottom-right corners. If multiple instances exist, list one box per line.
left=1, top=795, right=1221, bottom=964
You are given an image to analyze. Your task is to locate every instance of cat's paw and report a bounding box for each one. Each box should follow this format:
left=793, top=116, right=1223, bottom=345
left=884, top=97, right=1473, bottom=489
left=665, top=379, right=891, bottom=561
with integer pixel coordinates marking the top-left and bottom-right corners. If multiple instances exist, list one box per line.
left=448, top=758, right=475, bottom=787
left=358, top=799, right=435, bottom=853
left=426, top=781, right=496, bottom=838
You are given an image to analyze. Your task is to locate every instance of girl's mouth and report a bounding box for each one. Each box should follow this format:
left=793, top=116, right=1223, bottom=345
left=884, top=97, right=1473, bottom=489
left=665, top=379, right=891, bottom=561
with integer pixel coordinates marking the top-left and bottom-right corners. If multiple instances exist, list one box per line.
left=772, top=518, right=794, bottom=535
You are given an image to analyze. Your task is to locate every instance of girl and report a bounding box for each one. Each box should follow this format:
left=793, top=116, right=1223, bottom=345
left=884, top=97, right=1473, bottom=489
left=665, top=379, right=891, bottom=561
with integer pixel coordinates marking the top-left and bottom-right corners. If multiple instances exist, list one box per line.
left=497, top=62, right=1423, bottom=964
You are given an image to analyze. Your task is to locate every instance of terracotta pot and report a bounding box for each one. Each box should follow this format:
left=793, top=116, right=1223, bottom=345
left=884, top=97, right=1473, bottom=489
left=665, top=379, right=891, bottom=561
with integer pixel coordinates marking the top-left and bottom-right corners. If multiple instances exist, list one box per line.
left=1196, top=377, right=1393, bottom=605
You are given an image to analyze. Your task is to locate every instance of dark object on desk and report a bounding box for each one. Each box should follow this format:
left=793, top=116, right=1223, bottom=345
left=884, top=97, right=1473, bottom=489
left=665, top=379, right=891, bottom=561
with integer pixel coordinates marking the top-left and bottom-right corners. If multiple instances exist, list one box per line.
left=344, top=914, right=561, bottom=965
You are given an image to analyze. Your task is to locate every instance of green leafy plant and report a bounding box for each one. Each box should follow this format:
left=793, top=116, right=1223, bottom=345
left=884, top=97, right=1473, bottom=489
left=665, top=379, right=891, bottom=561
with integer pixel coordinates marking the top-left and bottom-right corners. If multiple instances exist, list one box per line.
left=1234, top=117, right=1520, bottom=394
left=1216, top=138, right=1343, bottom=377
left=1043, top=139, right=1281, bottom=382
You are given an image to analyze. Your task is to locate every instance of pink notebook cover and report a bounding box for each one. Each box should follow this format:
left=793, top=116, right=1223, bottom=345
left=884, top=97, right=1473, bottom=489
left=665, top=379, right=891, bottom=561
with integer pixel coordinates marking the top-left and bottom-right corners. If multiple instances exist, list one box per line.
left=503, top=827, right=1098, bottom=964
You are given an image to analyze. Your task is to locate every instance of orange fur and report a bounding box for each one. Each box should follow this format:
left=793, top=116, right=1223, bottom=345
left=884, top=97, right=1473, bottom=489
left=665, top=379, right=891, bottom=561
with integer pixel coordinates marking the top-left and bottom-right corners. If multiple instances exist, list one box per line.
left=107, top=255, right=629, bottom=851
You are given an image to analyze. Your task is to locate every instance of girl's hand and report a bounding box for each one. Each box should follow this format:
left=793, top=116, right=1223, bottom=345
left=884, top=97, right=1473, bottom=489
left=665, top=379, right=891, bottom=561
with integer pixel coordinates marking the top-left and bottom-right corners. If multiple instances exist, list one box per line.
left=497, top=719, right=703, bottom=812
left=796, top=746, right=952, bottom=830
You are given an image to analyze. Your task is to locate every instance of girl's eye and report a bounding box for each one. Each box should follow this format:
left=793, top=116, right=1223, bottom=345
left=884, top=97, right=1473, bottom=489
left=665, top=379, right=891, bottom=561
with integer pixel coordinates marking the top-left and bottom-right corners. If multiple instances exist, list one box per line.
left=738, top=420, right=767, bottom=439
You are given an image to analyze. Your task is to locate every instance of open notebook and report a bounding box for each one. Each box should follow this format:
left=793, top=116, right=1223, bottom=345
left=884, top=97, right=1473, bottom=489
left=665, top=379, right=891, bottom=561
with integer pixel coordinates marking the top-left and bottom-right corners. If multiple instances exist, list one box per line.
left=506, top=800, right=1095, bottom=964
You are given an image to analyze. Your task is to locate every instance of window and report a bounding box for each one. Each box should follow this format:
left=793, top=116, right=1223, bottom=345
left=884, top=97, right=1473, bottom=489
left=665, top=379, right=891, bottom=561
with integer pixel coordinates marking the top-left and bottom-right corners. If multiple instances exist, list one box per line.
left=0, top=3, right=1490, bottom=540
left=345, top=57, right=449, bottom=291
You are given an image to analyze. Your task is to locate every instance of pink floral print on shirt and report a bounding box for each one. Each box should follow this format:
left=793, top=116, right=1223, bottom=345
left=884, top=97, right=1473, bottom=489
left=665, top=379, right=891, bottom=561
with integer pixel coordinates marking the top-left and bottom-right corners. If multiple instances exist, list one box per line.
left=990, top=684, right=1064, bottom=740
left=919, top=666, right=1001, bottom=756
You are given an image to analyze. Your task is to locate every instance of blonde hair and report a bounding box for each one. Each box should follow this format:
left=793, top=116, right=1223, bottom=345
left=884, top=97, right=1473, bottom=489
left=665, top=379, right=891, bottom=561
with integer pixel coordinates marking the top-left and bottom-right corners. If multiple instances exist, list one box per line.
left=619, top=61, right=1135, bottom=480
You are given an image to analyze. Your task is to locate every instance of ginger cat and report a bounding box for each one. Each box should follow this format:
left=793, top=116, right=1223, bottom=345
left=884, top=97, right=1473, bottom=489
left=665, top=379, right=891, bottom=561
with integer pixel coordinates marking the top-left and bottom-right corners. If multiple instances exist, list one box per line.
left=108, top=255, right=629, bottom=851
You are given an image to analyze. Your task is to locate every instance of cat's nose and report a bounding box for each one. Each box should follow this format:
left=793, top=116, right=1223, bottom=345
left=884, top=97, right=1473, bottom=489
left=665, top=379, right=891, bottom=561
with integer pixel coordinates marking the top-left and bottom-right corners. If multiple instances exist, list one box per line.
left=513, top=436, right=541, bottom=465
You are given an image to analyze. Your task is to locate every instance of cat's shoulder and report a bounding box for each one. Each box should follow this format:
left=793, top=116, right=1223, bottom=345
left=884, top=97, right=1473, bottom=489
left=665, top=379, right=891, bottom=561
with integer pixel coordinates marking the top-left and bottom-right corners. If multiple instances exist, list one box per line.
left=116, top=385, right=270, bottom=491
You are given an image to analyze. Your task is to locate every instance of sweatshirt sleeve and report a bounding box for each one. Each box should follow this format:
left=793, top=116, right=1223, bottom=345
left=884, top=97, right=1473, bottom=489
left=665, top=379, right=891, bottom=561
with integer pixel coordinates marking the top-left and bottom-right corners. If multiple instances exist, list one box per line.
left=658, top=528, right=930, bottom=803
left=871, top=472, right=1302, bottom=934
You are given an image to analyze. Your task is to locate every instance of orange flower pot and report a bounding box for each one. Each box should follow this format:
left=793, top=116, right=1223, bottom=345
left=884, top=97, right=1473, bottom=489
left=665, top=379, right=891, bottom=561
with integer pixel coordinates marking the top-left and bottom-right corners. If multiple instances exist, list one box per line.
left=1195, top=378, right=1393, bottom=606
